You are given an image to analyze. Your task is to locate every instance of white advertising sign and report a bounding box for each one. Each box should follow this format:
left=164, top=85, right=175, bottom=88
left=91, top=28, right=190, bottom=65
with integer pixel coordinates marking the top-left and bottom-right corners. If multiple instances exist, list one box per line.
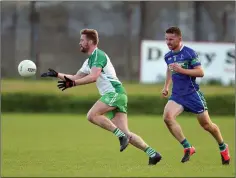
left=140, top=40, right=235, bottom=85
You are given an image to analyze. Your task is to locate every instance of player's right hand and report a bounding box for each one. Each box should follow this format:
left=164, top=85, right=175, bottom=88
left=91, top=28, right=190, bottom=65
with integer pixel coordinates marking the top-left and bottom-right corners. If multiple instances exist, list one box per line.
left=161, top=88, right=169, bottom=98
left=41, top=68, right=58, bottom=77
left=57, top=76, right=76, bottom=91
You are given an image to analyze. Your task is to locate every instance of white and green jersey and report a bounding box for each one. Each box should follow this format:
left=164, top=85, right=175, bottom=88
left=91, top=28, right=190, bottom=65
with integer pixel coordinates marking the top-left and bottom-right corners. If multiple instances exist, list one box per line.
left=77, top=48, right=126, bottom=96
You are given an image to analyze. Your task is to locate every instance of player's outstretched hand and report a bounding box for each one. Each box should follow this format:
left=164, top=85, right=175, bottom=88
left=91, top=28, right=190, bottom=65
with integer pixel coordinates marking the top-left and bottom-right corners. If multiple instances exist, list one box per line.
left=57, top=76, right=76, bottom=91
left=41, top=68, right=58, bottom=77
left=162, top=88, right=169, bottom=98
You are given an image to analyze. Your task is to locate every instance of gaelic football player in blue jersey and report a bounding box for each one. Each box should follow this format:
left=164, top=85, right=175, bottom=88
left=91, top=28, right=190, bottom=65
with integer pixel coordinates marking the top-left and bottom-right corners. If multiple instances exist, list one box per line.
left=162, top=27, right=230, bottom=165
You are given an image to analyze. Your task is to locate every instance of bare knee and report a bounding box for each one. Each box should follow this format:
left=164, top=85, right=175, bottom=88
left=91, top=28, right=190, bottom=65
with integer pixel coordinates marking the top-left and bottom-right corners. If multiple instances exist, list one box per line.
left=201, top=122, right=214, bottom=132
left=87, top=111, right=97, bottom=123
left=197, top=111, right=218, bottom=132
left=163, top=101, right=183, bottom=125
left=163, top=112, right=175, bottom=125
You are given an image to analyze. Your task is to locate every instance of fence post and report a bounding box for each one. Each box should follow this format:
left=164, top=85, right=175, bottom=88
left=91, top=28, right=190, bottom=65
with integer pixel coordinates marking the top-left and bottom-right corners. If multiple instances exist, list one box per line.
left=29, top=1, right=40, bottom=79
left=123, top=2, right=133, bottom=81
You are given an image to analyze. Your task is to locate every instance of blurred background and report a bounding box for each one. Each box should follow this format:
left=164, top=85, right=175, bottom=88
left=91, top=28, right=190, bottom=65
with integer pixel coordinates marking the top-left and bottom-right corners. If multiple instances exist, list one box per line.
left=1, top=1, right=235, bottom=177
left=1, top=1, right=235, bottom=81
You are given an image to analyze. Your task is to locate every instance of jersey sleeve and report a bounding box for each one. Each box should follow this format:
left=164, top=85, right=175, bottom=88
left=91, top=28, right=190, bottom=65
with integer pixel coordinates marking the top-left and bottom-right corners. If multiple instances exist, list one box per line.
left=91, top=50, right=107, bottom=68
left=164, top=56, right=167, bottom=64
left=77, top=59, right=89, bottom=74
left=190, top=51, right=201, bottom=67
left=164, top=51, right=171, bottom=65
left=164, top=58, right=169, bottom=67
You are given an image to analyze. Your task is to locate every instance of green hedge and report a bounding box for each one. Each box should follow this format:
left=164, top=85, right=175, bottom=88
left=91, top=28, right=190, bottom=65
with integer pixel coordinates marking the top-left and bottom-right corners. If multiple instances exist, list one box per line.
left=2, top=93, right=234, bottom=115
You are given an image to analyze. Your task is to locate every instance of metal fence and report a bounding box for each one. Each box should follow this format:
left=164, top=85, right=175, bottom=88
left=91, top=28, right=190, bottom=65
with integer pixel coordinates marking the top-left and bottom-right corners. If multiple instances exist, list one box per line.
left=1, top=1, right=235, bottom=80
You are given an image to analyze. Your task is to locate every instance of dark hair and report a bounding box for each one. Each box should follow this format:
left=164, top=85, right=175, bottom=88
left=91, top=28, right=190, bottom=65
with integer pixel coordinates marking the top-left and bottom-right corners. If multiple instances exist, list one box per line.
left=165, top=26, right=182, bottom=36
left=80, top=28, right=99, bottom=45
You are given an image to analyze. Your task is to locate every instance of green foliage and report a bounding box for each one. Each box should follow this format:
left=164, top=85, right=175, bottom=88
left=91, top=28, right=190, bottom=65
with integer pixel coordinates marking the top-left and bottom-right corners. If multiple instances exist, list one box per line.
left=2, top=92, right=234, bottom=115
left=2, top=79, right=234, bottom=96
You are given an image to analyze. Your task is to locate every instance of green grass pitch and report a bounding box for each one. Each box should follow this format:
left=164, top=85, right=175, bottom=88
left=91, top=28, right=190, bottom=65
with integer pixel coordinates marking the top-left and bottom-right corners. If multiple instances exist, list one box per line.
left=2, top=113, right=235, bottom=177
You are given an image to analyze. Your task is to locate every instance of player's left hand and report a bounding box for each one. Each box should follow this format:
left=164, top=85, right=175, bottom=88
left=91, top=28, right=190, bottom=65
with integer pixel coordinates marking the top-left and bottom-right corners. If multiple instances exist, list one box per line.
left=57, top=76, right=76, bottom=91
left=169, top=63, right=183, bottom=73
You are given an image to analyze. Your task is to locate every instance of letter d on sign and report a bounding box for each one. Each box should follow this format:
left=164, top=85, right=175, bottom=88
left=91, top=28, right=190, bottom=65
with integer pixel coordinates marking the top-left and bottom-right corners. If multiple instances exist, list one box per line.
left=147, top=47, right=162, bottom=61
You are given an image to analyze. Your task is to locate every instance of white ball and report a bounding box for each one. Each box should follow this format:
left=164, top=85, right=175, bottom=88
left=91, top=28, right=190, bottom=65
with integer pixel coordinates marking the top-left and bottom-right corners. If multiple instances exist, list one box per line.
left=18, top=60, right=37, bottom=77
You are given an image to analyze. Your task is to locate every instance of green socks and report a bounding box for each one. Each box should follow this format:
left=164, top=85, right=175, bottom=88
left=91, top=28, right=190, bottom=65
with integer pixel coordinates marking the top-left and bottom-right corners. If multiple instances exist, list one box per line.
left=181, top=139, right=227, bottom=151
left=113, top=128, right=125, bottom=138
left=219, top=142, right=226, bottom=151
left=181, top=138, right=191, bottom=149
left=145, top=146, right=157, bottom=158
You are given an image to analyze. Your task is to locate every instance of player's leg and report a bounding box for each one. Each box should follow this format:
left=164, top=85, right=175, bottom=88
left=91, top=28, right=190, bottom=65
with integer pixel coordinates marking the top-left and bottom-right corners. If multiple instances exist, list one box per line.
left=111, top=112, right=162, bottom=165
left=87, top=100, right=117, bottom=131
left=185, top=90, right=230, bottom=165
left=163, top=100, right=185, bottom=141
left=197, top=110, right=230, bottom=165
left=87, top=100, right=129, bottom=152
left=163, top=99, right=196, bottom=163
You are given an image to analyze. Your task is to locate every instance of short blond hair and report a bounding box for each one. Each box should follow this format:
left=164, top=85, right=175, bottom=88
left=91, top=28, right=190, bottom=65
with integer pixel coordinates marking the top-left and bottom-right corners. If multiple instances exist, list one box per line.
left=80, top=28, right=99, bottom=45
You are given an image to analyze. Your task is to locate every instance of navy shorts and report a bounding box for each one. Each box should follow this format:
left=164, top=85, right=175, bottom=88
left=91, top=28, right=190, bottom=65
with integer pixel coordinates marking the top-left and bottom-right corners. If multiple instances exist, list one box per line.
left=169, top=90, right=208, bottom=114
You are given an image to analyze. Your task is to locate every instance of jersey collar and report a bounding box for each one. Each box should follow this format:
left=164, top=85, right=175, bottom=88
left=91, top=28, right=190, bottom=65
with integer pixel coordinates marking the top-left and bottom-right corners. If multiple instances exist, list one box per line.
left=88, top=47, right=98, bottom=58
left=91, top=47, right=98, bottom=55
left=179, top=44, right=184, bottom=51
left=172, top=44, right=184, bottom=53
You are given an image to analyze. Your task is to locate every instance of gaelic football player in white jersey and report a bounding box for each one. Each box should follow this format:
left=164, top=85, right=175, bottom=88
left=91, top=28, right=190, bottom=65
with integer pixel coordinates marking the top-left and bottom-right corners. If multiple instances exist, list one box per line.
left=41, top=29, right=162, bottom=165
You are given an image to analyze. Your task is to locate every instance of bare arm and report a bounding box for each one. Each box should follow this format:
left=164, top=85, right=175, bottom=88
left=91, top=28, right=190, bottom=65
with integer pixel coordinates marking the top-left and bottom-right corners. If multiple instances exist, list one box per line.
left=164, top=67, right=172, bottom=90
left=161, top=67, right=172, bottom=97
left=169, top=64, right=204, bottom=77
left=57, top=67, right=101, bottom=91
left=75, top=67, right=101, bottom=86
left=57, top=71, right=88, bottom=81
left=180, top=65, right=204, bottom=77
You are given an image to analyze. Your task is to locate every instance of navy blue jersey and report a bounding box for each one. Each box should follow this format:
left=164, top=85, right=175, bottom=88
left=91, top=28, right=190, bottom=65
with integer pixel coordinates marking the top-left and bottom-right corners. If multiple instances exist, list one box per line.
left=164, top=45, right=201, bottom=96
